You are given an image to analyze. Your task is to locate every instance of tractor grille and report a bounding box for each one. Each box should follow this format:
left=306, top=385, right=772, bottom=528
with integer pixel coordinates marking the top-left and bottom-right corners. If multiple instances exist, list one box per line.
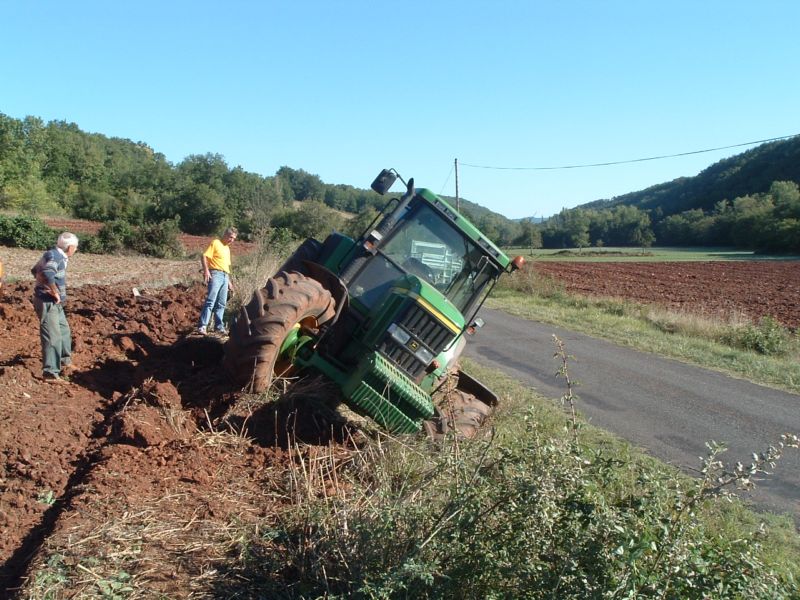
left=380, top=303, right=455, bottom=379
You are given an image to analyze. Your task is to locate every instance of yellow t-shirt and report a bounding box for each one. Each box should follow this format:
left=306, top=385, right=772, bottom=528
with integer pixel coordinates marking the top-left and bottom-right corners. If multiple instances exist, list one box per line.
left=203, top=239, right=232, bottom=273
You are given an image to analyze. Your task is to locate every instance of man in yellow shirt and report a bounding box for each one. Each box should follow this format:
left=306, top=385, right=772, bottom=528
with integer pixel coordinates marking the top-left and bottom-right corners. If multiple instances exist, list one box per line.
left=196, top=227, right=237, bottom=335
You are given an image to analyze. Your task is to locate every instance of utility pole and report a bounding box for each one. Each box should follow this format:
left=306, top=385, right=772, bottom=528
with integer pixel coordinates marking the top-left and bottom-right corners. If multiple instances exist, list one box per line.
left=454, top=158, right=460, bottom=212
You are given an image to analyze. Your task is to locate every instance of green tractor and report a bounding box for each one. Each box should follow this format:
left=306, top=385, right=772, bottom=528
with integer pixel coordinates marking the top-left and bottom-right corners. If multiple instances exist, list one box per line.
left=224, top=169, right=523, bottom=437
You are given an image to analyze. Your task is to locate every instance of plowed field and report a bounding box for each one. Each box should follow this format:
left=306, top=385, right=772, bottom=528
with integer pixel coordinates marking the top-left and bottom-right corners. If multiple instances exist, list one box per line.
left=0, top=253, right=353, bottom=597
left=533, top=260, right=800, bottom=330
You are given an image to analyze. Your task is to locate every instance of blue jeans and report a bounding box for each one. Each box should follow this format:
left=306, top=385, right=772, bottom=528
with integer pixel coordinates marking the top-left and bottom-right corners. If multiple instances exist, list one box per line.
left=33, top=296, right=72, bottom=376
left=198, top=270, right=229, bottom=330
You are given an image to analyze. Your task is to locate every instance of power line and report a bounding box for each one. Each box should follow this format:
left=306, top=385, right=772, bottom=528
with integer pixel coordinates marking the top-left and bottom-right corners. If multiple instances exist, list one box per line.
left=460, top=133, right=799, bottom=171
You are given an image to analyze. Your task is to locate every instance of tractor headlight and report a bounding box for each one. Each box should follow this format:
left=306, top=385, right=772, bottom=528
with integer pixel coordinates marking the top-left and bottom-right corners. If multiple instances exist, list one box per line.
left=388, top=323, right=411, bottom=345
left=414, top=346, right=434, bottom=364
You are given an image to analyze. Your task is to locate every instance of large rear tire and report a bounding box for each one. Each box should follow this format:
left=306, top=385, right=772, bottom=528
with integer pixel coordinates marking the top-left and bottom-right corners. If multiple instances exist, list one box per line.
left=277, top=238, right=323, bottom=276
left=224, top=272, right=335, bottom=392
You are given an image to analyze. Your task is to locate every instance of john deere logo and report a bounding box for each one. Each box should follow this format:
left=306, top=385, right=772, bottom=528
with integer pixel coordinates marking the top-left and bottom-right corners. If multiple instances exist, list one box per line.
left=407, top=340, right=419, bottom=351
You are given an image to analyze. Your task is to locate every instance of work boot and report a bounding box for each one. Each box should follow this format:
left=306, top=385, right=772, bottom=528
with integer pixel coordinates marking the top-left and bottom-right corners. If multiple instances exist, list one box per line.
left=42, top=372, right=70, bottom=385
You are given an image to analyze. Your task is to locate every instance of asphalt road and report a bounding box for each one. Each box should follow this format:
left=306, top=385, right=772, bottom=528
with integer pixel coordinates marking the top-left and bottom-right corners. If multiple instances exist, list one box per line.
left=464, top=307, right=800, bottom=522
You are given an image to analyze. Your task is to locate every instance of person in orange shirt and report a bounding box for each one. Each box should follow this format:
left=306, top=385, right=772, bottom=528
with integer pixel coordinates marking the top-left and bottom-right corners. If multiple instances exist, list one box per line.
left=0, top=257, right=4, bottom=291
left=196, top=227, right=237, bottom=335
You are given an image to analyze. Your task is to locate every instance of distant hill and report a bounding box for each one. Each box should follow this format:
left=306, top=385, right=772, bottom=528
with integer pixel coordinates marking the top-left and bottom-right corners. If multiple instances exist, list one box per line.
left=529, top=135, right=800, bottom=252
left=580, top=135, right=800, bottom=216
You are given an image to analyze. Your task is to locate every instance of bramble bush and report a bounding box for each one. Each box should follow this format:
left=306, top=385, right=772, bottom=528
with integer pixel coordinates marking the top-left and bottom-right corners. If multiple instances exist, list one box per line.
left=0, top=214, right=56, bottom=249
left=722, top=316, right=792, bottom=356
left=97, top=220, right=136, bottom=254
left=221, top=342, right=799, bottom=598
left=128, top=219, right=183, bottom=259
left=90, top=218, right=183, bottom=258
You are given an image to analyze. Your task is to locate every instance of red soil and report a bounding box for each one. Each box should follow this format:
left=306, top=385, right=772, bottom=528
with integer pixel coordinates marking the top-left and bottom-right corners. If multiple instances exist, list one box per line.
left=532, top=261, right=800, bottom=330
left=0, top=280, right=314, bottom=594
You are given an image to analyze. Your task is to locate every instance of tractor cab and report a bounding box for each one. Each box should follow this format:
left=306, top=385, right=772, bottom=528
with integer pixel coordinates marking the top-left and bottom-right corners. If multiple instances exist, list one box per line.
left=348, top=197, right=505, bottom=317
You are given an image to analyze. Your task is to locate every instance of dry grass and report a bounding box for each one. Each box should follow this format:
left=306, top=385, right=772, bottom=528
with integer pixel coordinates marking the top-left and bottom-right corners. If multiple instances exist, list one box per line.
left=228, top=244, right=284, bottom=315
left=642, top=304, right=756, bottom=338
left=0, top=246, right=199, bottom=288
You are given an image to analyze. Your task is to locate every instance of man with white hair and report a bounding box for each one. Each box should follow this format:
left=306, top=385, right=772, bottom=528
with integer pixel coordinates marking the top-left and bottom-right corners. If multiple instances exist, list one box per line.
left=31, top=231, right=79, bottom=383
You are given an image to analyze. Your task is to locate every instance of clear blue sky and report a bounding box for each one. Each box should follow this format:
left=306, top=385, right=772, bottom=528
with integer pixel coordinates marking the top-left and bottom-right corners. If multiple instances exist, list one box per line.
left=2, top=0, right=799, bottom=219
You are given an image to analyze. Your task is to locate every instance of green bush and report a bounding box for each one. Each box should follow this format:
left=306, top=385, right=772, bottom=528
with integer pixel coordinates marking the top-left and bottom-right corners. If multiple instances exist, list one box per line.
left=225, top=423, right=797, bottom=599
left=77, top=233, right=105, bottom=254
left=0, top=214, right=57, bottom=249
left=97, top=220, right=136, bottom=254
left=723, top=316, right=791, bottom=356
left=130, top=219, right=184, bottom=259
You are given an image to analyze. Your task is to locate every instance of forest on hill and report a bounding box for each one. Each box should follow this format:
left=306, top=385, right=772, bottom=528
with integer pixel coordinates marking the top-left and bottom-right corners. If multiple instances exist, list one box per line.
left=1, top=112, right=798, bottom=253
left=542, top=136, right=800, bottom=252
left=0, top=112, right=524, bottom=249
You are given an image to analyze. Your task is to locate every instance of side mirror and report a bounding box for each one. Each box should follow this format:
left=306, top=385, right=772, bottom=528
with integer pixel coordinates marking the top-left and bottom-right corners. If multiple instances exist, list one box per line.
left=371, top=169, right=397, bottom=195
left=466, top=317, right=485, bottom=335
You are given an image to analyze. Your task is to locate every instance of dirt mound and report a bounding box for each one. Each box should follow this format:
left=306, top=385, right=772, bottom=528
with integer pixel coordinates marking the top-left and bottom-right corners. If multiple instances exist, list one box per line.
left=0, top=276, right=361, bottom=595
left=109, top=380, right=196, bottom=447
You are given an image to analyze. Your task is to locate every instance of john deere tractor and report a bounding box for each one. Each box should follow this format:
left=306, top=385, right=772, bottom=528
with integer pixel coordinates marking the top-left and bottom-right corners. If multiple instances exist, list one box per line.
left=224, top=169, right=523, bottom=436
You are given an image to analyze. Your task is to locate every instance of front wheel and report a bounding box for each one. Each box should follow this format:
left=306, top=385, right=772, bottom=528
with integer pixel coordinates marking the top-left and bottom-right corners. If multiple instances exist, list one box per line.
left=224, top=272, right=335, bottom=392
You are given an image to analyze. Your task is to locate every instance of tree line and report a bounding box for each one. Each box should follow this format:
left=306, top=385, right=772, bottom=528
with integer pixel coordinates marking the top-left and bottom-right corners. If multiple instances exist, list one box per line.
left=0, top=113, right=387, bottom=242
left=532, top=179, right=800, bottom=253
left=528, top=178, right=800, bottom=253
left=2, top=112, right=798, bottom=252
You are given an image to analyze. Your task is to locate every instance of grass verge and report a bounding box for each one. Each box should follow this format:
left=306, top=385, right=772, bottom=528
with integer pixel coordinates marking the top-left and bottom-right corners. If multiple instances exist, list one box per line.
left=212, top=358, right=800, bottom=598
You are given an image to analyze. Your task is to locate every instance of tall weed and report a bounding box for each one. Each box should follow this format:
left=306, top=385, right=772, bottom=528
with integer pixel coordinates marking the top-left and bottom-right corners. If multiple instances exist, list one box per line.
left=227, top=228, right=299, bottom=315
left=223, top=342, right=799, bottom=598
left=721, top=315, right=793, bottom=356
